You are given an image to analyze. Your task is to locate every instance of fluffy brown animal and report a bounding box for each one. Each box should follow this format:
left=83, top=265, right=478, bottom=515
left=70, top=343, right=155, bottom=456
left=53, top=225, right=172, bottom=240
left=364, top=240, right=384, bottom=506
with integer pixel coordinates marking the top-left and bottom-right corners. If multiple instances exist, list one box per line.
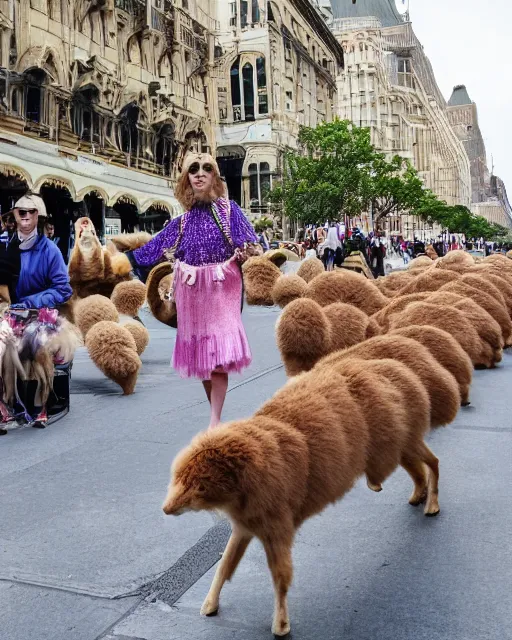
left=107, top=231, right=152, bottom=253
left=69, top=217, right=133, bottom=298
left=85, top=321, right=141, bottom=395
left=317, top=334, right=461, bottom=428
left=305, top=270, right=388, bottom=314
left=372, top=292, right=430, bottom=331
left=74, top=295, right=119, bottom=338
left=432, top=250, right=475, bottom=272
left=296, top=257, right=325, bottom=283
left=276, top=298, right=331, bottom=376
left=146, top=262, right=176, bottom=327
left=111, top=280, right=146, bottom=317
left=271, top=274, right=307, bottom=308
left=439, top=280, right=512, bottom=347
left=388, top=302, right=485, bottom=367
left=276, top=298, right=380, bottom=375
left=397, top=267, right=461, bottom=295
left=408, top=256, right=433, bottom=270
left=468, top=266, right=512, bottom=317
left=483, top=253, right=512, bottom=273
left=374, top=270, right=416, bottom=297
left=389, top=325, right=473, bottom=406
left=426, top=291, right=503, bottom=367
left=163, top=361, right=439, bottom=636
left=120, top=320, right=150, bottom=356
left=242, top=256, right=282, bottom=305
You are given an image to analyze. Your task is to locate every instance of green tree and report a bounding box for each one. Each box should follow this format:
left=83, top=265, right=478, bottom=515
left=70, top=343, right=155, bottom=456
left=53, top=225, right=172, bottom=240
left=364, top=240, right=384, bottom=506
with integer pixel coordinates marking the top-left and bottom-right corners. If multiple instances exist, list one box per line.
left=368, top=155, right=426, bottom=230
left=270, top=119, right=376, bottom=225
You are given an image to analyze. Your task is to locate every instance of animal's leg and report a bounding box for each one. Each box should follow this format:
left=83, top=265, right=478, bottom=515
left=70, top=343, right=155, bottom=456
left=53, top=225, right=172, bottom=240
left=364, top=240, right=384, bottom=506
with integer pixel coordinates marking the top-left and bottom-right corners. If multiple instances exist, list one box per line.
left=208, top=370, right=228, bottom=429
left=420, top=443, right=440, bottom=517
left=200, top=529, right=253, bottom=616
left=202, top=380, right=212, bottom=404
left=401, top=454, right=428, bottom=506
left=263, top=538, right=293, bottom=637
left=366, top=473, right=383, bottom=492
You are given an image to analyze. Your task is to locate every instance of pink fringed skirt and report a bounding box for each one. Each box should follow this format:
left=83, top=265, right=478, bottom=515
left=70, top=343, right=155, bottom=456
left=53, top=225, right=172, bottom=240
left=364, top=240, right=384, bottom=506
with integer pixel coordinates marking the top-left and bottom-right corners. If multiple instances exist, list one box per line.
left=172, top=257, right=252, bottom=380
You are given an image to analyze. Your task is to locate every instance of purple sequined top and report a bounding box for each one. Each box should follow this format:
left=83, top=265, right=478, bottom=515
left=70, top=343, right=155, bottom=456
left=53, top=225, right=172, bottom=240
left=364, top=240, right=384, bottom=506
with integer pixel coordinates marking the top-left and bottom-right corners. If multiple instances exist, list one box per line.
left=133, top=199, right=258, bottom=268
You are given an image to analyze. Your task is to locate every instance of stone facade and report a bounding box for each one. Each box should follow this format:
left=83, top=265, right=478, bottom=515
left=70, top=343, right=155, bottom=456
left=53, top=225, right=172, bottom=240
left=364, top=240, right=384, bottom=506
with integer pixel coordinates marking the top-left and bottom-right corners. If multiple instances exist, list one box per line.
left=211, top=0, right=343, bottom=219
left=447, top=85, right=512, bottom=229
left=331, top=1, right=472, bottom=239
left=0, top=0, right=217, bottom=247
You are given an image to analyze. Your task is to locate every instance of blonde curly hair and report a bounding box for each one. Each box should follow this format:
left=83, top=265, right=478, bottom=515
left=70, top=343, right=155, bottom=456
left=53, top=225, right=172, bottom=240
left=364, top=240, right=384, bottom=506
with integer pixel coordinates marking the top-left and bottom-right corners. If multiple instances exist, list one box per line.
left=175, top=153, right=227, bottom=211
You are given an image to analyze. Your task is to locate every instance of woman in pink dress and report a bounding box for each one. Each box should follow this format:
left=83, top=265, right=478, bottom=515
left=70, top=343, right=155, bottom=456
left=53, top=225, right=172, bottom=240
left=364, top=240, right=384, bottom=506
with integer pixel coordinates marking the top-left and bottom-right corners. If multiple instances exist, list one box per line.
left=127, top=154, right=258, bottom=428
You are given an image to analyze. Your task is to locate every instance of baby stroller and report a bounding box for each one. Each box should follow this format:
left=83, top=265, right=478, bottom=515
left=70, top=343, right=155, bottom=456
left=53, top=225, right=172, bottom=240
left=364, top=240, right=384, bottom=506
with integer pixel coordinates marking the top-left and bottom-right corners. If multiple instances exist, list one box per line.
left=1, top=307, right=74, bottom=431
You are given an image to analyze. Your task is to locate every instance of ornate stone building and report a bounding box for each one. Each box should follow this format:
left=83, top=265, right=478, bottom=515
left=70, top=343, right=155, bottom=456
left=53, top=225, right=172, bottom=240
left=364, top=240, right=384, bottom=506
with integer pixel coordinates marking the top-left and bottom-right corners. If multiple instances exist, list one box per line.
left=0, top=0, right=217, bottom=256
left=447, top=85, right=512, bottom=229
left=211, top=0, right=343, bottom=216
left=330, top=0, right=472, bottom=238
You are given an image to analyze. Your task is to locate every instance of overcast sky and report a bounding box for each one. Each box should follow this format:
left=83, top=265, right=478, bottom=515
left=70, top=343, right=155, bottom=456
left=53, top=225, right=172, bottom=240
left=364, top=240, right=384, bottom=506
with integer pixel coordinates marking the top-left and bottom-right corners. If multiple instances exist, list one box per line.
left=394, top=0, right=511, bottom=191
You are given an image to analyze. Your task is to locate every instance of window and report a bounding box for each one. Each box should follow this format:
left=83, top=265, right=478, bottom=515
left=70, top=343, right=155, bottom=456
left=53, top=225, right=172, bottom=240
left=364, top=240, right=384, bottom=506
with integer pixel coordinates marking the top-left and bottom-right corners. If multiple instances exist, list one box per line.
left=231, top=55, right=268, bottom=121
left=256, top=56, right=268, bottom=115
left=397, top=57, right=414, bottom=89
left=286, top=91, right=293, bottom=111
left=249, top=162, right=272, bottom=205
left=242, top=63, right=255, bottom=120
left=252, top=0, right=260, bottom=23
left=229, top=2, right=237, bottom=26
left=240, top=0, right=248, bottom=28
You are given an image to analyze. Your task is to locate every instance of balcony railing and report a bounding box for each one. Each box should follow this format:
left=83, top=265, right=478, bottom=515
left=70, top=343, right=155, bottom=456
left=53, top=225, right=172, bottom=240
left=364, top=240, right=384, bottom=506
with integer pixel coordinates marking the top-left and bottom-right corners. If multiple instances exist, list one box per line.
left=115, top=0, right=145, bottom=18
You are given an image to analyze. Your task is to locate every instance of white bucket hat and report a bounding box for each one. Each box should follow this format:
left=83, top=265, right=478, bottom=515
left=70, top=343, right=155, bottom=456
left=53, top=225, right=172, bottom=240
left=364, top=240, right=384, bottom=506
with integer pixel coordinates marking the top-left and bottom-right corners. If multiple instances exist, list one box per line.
left=14, top=194, right=47, bottom=217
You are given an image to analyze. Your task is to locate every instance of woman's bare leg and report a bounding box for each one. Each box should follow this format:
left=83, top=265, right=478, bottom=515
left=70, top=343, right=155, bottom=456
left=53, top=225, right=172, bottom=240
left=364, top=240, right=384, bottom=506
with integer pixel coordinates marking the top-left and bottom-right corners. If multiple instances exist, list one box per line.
left=208, top=371, right=229, bottom=429
left=202, top=380, right=212, bottom=404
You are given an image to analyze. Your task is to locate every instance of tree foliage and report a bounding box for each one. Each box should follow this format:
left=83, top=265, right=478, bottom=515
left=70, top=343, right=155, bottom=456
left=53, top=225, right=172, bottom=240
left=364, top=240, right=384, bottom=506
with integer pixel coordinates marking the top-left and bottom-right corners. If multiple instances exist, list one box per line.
left=270, top=119, right=507, bottom=240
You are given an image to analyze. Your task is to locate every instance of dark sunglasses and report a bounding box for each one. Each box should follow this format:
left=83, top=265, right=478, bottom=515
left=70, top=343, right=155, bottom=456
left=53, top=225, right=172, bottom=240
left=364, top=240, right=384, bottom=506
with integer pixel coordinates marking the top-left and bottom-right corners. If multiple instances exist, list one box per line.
left=17, top=209, right=38, bottom=217
left=188, top=162, right=214, bottom=175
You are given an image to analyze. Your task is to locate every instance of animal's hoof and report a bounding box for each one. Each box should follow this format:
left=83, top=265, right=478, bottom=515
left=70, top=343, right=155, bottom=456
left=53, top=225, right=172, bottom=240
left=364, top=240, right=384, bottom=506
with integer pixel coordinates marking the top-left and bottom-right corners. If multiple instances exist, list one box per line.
left=272, top=619, right=291, bottom=637
left=409, top=488, right=428, bottom=506
left=200, top=599, right=219, bottom=616
left=424, top=506, right=440, bottom=517
left=461, top=401, right=471, bottom=407
left=366, top=479, right=383, bottom=492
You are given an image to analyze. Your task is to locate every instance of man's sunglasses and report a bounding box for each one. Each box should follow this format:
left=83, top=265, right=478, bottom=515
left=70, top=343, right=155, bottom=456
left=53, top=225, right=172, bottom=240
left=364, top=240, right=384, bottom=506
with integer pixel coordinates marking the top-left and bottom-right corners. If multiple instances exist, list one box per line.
left=17, top=209, right=38, bottom=217
left=188, top=162, right=214, bottom=175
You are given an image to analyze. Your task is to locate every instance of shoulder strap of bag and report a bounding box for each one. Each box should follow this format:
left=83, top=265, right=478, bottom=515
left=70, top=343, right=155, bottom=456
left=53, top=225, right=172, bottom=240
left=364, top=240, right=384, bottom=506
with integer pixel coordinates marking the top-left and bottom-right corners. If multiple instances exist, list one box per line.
left=210, top=199, right=233, bottom=248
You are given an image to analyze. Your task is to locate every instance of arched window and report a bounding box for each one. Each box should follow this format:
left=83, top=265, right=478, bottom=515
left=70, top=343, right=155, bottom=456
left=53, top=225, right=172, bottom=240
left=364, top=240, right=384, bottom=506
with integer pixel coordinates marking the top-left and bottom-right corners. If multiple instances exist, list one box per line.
left=248, top=161, right=272, bottom=206
left=231, top=55, right=268, bottom=122
left=24, top=69, right=47, bottom=123
left=119, top=104, right=140, bottom=155
left=72, top=86, right=101, bottom=144
left=242, top=62, right=254, bottom=121
left=155, top=124, right=175, bottom=176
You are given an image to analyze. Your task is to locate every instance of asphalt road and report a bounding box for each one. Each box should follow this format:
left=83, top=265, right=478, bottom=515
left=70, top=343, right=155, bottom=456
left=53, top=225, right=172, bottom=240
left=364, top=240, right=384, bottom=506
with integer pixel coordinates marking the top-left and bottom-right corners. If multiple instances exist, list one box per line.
left=1, top=306, right=511, bottom=640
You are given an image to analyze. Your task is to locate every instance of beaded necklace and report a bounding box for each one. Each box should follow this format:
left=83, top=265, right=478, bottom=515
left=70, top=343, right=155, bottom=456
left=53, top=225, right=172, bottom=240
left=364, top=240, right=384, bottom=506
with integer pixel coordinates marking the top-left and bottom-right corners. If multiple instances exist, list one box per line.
left=210, top=199, right=233, bottom=247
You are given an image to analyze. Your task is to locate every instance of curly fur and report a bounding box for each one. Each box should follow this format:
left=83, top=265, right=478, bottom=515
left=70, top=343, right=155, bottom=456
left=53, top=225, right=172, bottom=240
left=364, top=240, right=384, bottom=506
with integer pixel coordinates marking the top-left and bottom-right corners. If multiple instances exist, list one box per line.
left=46, top=320, right=83, bottom=365
left=146, top=262, right=176, bottom=327
left=276, top=298, right=331, bottom=376
left=271, top=275, right=307, bottom=308
left=317, top=333, right=461, bottom=429
left=162, top=357, right=440, bottom=635
left=242, top=257, right=282, bottom=306
left=483, top=253, right=512, bottom=273
left=408, top=256, right=433, bottom=270
left=323, top=303, right=380, bottom=351
left=397, top=267, right=461, bottom=295
left=388, top=301, right=485, bottom=367
left=85, top=321, right=141, bottom=395
left=75, top=295, right=119, bottom=338
left=374, top=271, right=416, bottom=297
left=69, top=217, right=132, bottom=298
left=296, top=257, right=325, bottom=283
left=111, top=280, right=147, bottom=317
left=389, top=325, right=473, bottom=406
left=468, top=267, right=512, bottom=316
left=119, top=318, right=150, bottom=355
left=432, top=250, right=475, bottom=272
left=107, top=232, right=153, bottom=253
left=371, top=292, right=430, bottom=331
left=305, top=271, right=388, bottom=314
left=427, top=290, right=503, bottom=357
left=439, top=280, right=512, bottom=347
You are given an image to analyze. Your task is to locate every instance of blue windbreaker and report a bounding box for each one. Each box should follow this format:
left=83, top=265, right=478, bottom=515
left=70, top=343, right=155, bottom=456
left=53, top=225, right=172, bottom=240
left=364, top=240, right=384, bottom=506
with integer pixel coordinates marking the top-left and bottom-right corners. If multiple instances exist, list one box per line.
left=15, top=235, right=73, bottom=309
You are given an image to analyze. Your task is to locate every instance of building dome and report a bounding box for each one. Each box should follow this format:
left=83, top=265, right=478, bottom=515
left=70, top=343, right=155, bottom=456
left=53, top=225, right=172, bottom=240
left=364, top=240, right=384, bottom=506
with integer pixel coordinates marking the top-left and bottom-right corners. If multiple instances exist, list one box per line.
left=329, top=0, right=404, bottom=27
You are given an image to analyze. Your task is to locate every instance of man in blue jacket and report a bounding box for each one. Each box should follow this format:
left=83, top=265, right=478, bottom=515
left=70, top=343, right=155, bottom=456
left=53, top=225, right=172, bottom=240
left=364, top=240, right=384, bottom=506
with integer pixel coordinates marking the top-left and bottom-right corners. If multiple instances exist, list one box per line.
left=7, top=194, right=72, bottom=309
